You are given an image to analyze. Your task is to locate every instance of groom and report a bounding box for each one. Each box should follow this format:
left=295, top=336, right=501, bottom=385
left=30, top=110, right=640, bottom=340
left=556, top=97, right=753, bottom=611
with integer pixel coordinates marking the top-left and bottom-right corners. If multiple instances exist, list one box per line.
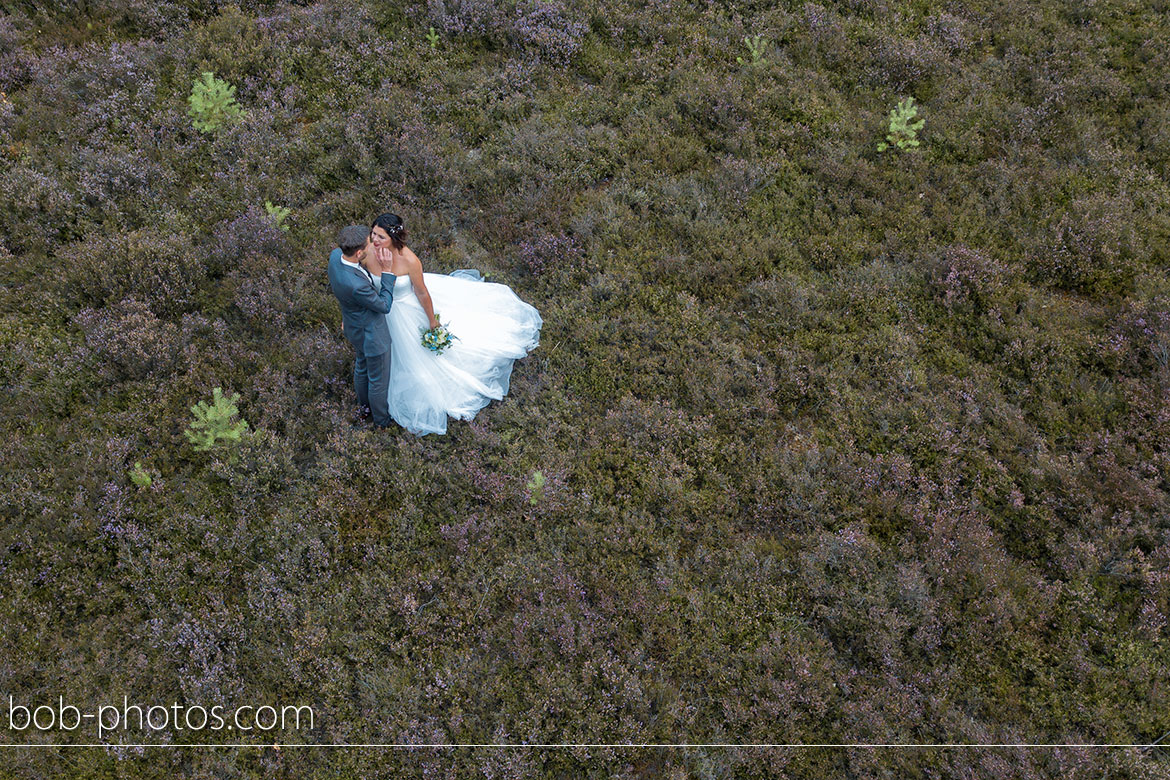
left=327, top=226, right=396, bottom=428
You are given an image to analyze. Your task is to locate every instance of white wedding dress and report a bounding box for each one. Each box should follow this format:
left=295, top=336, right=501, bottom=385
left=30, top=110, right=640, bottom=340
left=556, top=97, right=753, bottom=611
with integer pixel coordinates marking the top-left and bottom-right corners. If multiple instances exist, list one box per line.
left=384, top=272, right=542, bottom=435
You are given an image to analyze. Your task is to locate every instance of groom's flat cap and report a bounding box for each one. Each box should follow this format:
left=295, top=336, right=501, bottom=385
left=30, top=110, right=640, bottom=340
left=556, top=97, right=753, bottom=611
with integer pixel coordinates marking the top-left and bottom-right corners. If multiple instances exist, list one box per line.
left=338, top=225, right=370, bottom=255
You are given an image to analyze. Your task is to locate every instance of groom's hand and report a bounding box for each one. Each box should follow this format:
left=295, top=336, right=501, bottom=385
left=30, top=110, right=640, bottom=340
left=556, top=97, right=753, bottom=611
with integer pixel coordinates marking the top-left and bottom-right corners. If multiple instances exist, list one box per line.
left=375, top=246, right=394, bottom=274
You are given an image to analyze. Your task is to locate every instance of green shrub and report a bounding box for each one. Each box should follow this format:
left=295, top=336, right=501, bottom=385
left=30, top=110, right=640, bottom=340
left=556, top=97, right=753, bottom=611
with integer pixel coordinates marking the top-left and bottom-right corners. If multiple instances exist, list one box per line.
left=188, top=71, right=244, bottom=133
left=526, top=470, right=546, bottom=505
left=129, top=461, right=152, bottom=488
left=736, top=35, right=768, bottom=67
left=185, top=387, right=249, bottom=452
left=263, top=200, right=291, bottom=231
left=877, top=96, right=925, bottom=152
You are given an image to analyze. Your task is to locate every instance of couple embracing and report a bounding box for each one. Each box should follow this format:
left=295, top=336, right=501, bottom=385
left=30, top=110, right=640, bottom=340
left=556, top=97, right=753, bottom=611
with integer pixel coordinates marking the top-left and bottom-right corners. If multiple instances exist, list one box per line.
left=328, top=213, right=542, bottom=436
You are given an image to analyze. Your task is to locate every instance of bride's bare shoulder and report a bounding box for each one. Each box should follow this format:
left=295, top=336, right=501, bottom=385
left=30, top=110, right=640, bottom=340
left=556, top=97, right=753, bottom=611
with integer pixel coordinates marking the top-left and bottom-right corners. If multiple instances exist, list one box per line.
left=389, top=246, right=421, bottom=275
left=401, top=246, right=425, bottom=272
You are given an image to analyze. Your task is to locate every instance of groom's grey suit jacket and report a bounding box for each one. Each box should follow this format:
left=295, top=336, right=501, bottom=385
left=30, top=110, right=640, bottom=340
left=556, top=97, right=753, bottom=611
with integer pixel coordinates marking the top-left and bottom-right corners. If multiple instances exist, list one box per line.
left=327, top=247, right=396, bottom=356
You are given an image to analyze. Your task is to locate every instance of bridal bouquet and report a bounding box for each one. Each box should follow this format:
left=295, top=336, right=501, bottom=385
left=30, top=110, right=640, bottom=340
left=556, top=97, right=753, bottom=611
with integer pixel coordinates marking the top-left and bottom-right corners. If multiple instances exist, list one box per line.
left=420, top=315, right=458, bottom=355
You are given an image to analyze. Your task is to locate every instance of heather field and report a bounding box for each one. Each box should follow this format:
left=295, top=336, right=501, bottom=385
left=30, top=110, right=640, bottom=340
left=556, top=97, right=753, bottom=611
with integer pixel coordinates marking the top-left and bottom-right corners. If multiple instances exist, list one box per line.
left=1, top=0, right=1168, bottom=777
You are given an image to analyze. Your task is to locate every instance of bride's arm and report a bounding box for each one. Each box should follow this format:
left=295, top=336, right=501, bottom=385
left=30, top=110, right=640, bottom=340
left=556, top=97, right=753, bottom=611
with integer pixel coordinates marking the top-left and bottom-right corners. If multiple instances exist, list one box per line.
left=406, top=256, right=441, bottom=330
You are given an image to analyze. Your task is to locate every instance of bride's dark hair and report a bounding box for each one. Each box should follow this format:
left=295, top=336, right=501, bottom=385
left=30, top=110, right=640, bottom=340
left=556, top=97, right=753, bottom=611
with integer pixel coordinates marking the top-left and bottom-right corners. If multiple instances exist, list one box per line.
left=371, top=213, right=407, bottom=250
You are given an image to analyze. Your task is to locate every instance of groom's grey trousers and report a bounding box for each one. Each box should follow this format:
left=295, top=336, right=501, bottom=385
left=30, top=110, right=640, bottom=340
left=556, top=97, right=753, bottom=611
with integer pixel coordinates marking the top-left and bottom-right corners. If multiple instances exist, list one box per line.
left=353, top=348, right=391, bottom=427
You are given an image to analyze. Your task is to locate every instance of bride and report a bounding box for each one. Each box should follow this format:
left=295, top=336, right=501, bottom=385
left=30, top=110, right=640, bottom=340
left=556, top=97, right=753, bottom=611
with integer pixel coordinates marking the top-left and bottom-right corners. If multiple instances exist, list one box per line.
left=362, top=213, right=542, bottom=436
